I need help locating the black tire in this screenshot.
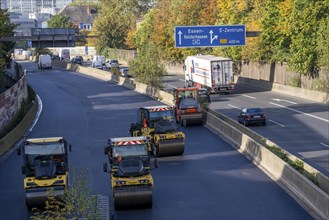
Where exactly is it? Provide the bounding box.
[263,121,267,126]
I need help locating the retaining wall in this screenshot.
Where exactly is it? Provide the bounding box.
[52,61,329,219]
[0,70,27,130]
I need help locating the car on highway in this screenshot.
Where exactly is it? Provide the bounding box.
[105,59,119,69]
[71,56,83,65]
[237,107,266,126]
[119,67,131,77]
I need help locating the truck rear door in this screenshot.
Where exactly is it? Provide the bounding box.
[211,60,232,86]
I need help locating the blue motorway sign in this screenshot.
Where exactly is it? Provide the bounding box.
[175,25,246,48]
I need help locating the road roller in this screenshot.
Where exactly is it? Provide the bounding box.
[17,137,72,211]
[103,136,157,210]
[128,105,185,157]
[173,87,204,127]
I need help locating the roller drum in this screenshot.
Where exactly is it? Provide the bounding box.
[113,187,152,209]
[181,113,203,126]
[26,186,65,210]
[157,138,185,156]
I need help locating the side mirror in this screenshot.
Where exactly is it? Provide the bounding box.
[69,144,72,152]
[104,146,108,155]
[103,162,108,173]
[16,147,21,155]
[21,166,26,174]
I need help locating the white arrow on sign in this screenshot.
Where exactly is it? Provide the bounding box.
[271,98,297,104]
[209,30,218,44]
[178,31,182,45]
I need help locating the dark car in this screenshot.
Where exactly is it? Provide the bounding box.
[197,88,211,104]
[237,107,266,126]
[71,57,83,65]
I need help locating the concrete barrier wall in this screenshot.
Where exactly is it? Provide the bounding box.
[53,61,329,219]
[204,108,329,219]
[237,76,329,103]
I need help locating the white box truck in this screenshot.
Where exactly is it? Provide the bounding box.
[184,55,234,94]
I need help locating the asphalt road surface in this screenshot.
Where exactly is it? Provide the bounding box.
[162,73,329,176]
[0,62,313,219]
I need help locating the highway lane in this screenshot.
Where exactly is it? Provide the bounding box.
[162,73,329,175]
[0,62,312,219]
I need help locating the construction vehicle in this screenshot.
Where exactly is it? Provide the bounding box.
[173,87,204,127]
[184,55,234,94]
[17,137,71,210]
[128,105,185,157]
[103,136,156,210]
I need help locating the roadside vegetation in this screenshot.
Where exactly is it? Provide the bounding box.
[0,9,16,89]
[31,169,101,220]
[89,0,328,90]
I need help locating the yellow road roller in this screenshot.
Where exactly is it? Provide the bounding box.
[128,105,185,156]
[17,137,71,211]
[103,136,157,210]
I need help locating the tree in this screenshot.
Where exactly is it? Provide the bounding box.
[91,0,153,54]
[31,169,101,220]
[47,14,76,29]
[0,9,16,88]
[287,0,329,76]
[129,43,166,88]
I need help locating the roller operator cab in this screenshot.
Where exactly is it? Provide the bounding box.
[128,105,185,157]
[103,136,157,210]
[173,87,204,127]
[17,137,71,211]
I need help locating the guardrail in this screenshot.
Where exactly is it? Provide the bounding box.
[53,61,329,219]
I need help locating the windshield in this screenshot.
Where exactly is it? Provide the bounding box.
[246,108,262,113]
[25,143,65,155]
[112,144,148,157]
[150,110,173,121]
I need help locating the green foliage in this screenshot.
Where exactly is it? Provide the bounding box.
[31,169,100,220]
[290,159,304,173]
[0,9,16,88]
[129,43,165,88]
[47,14,76,28]
[92,0,153,53]
[288,75,301,87]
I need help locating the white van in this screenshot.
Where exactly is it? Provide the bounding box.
[92,55,106,69]
[38,54,52,69]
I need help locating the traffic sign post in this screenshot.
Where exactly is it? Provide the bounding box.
[175,25,246,48]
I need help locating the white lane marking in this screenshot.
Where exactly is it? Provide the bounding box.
[164,76,172,78]
[167,85,176,88]
[320,143,329,148]
[269,119,285,127]
[179,79,185,82]
[29,95,43,132]
[228,104,241,110]
[242,94,256,99]
[269,102,329,123]
[271,98,297,105]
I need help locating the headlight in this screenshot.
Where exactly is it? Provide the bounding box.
[139,179,149,184]
[115,180,126,185]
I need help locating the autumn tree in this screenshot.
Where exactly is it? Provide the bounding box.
[91,0,153,54]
